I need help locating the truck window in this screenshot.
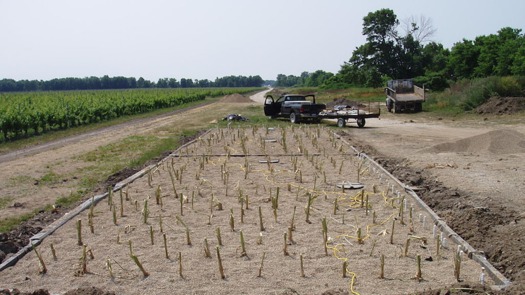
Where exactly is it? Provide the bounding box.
[285,96,305,101]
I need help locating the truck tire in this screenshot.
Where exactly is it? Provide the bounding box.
[290,112,300,124]
[337,118,346,128]
[414,103,422,112]
[357,118,366,128]
[392,103,399,113]
[386,99,393,112]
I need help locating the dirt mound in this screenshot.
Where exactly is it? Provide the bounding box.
[326,98,366,109]
[220,93,253,103]
[476,97,525,114]
[0,212,62,265]
[427,129,525,154]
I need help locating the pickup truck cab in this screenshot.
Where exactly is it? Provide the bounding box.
[264,94,326,123]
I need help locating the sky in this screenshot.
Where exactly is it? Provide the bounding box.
[1,0,524,82]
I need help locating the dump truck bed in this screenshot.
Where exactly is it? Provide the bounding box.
[394,93,425,102]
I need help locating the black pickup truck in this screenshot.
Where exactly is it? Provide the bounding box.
[264,94,326,123]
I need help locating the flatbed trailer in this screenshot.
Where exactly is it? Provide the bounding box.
[318,101,381,128]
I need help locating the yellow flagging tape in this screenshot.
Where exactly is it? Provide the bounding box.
[327,240,360,295]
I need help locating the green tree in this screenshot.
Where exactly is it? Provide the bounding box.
[475,34,500,77]
[421,42,449,74]
[361,8,400,78]
[304,70,334,87]
[511,45,525,75]
[494,27,524,76]
[447,39,479,80]
[137,77,145,88]
[157,78,168,88]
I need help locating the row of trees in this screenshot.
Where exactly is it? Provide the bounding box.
[0,75,264,92]
[335,9,525,89]
[277,9,525,91]
[275,71,334,87]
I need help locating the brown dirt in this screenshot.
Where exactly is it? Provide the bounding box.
[0,287,115,295]
[0,126,493,294]
[475,97,525,115]
[337,113,525,294]
[220,93,253,103]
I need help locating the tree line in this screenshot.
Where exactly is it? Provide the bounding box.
[275,9,525,91]
[275,71,334,87]
[0,75,264,92]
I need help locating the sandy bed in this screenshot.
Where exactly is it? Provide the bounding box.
[0,126,491,294]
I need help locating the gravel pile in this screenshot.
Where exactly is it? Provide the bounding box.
[427,129,525,154]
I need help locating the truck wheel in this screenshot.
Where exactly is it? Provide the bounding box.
[357,118,366,128]
[414,103,422,112]
[290,112,300,124]
[392,103,399,113]
[337,118,346,128]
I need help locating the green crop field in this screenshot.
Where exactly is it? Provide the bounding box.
[0,88,262,142]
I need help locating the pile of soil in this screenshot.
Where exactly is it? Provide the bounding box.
[220,94,253,103]
[0,213,60,264]
[325,98,366,110]
[475,97,525,114]
[426,129,525,154]
[339,130,525,294]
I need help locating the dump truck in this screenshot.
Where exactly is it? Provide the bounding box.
[385,79,425,113]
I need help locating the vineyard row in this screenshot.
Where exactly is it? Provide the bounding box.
[0,88,261,142]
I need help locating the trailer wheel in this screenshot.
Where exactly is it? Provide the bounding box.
[356,118,366,128]
[290,112,300,124]
[337,118,346,128]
